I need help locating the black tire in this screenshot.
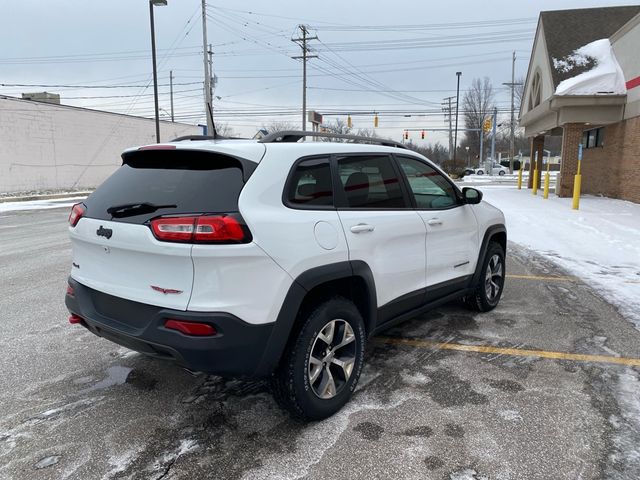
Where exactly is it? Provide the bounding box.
[466,242,505,312]
[498,170,506,176]
[270,297,366,421]
[477,170,484,175]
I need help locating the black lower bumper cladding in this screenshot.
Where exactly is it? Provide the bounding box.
[65,277,274,377]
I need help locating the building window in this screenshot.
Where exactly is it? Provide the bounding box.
[528,71,542,111]
[582,127,604,149]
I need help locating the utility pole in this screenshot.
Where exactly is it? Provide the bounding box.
[149,0,161,143]
[292,25,318,132]
[490,107,497,165]
[442,96,455,161]
[201,0,214,136]
[208,44,215,102]
[503,52,523,173]
[169,70,174,122]
[453,71,462,167]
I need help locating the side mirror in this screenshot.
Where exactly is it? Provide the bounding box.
[462,187,483,204]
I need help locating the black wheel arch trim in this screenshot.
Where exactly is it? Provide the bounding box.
[471,224,507,287]
[255,260,377,376]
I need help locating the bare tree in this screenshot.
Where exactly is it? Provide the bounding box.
[215,122,235,137]
[355,128,378,138]
[261,120,299,133]
[462,77,495,160]
[321,119,352,141]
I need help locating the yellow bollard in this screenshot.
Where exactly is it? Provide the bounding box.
[543,161,551,199]
[517,164,523,189]
[572,174,581,209]
[532,168,539,195]
[572,143,583,210]
[543,172,550,199]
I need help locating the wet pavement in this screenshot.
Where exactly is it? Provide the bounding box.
[1,208,640,479]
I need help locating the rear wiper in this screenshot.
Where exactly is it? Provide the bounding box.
[107,202,177,218]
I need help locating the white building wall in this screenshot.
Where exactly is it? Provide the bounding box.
[522,22,555,116]
[612,14,640,118]
[0,96,201,193]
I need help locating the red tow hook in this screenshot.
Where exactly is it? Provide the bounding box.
[69,314,83,325]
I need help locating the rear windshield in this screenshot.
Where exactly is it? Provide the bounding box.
[85,150,248,224]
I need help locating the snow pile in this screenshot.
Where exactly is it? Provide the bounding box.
[554,39,626,95]
[0,196,86,213]
[480,187,640,329]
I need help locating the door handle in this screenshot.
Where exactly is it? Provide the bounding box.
[427,218,443,226]
[350,223,375,234]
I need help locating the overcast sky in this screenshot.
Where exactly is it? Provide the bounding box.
[2,0,638,143]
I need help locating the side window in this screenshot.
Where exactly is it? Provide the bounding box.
[336,155,407,209]
[397,157,459,209]
[286,157,334,207]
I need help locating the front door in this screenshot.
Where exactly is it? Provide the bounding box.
[395,156,478,294]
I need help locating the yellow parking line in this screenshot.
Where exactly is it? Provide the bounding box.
[377,337,640,367]
[506,274,575,282]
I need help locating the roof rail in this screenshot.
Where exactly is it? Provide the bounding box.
[170,135,251,142]
[171,135,218,142]
[258,130,407,149]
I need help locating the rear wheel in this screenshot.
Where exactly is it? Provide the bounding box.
[476,170,484,175]
[498,170,506,176]
[270,297,366,420]
[466,242,505,312]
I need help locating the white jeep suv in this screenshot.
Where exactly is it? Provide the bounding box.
[65,131,506,420]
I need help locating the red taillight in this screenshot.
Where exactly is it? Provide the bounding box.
[164,319,217,336]
[69,203,85,227]
[66,285,75,297]
[150,215,248,244]
[69,314,83,324]
[150,216,197,242]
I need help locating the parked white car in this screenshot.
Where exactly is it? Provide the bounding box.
[65,130,506,420]
[475,163,508,176]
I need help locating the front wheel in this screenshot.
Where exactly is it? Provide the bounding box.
[476,170,484,175]
[466,242,505,312]
[270,297,366,421]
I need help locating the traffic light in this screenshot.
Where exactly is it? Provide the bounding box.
[404,130,409,140]
[347,115,352,129]
[374,114,379,128]
[421,130,425,139]
[483,118,492,132]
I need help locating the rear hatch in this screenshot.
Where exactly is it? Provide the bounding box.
[69,147,254,311]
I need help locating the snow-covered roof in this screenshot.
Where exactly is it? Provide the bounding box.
[554,39,626,96]
[540,6,640,88]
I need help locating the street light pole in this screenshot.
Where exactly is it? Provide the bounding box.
[149,0,166,143]
[453,71,462,168]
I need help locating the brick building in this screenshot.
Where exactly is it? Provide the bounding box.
[519,6,640,203]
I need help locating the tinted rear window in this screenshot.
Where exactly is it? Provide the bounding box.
[85,150,247,224]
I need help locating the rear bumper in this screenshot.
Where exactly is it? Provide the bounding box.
[65,277,274,377]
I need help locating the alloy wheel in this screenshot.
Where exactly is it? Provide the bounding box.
[485,254,503,302]
[308,319,357,399]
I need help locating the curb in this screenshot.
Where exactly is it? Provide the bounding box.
[0,191,92,204]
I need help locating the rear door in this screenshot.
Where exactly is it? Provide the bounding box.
[334,154,427,317]
[69,148,249,310]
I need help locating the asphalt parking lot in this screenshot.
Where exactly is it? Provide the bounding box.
[1,207,640,480]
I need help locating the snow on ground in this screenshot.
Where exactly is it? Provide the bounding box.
[0,196,86,213]
[481,186,640,329]
[554,38,626,95]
